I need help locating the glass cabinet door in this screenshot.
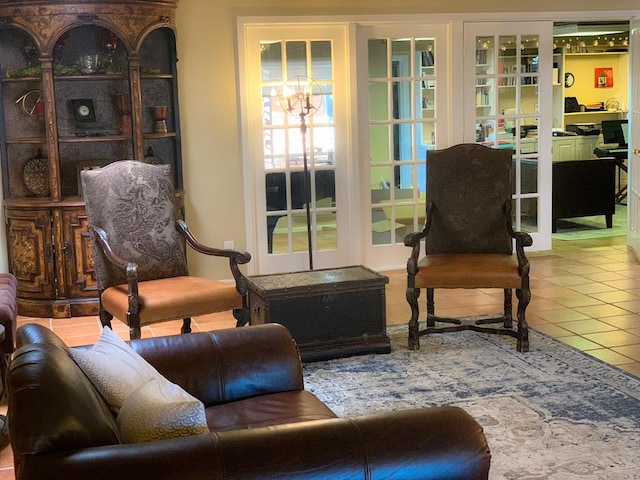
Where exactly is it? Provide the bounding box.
[0,27,45,199]
[53,25,133,197]
[140,27,182,189]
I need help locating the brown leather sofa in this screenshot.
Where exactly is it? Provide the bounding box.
[8,323,491,480]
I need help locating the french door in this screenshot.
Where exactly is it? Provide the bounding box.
[628,19,640,257]
[463,22,554,251]
[357,24,450,270]
[240,25,350,274]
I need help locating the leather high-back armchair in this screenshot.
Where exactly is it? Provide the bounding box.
[405,143,533,352]
[81,160,251,339]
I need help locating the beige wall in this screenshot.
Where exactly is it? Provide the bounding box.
[176,0,638,278]
[564,53,629,109]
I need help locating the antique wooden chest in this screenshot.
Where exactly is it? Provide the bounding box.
[247,265,391,361]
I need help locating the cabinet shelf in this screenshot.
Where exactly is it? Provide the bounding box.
[565,52,627,57]
[5,137,45,144]
[143,132,177,139]
[564,110,625,116]
[1,77,41,84]
[142,74,174,79]
[58,134,132,143]
[54,74,128,81]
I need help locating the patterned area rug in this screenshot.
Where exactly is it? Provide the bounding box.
[303,326,640,480]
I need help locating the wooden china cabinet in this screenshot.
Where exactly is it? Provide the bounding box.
[0,0,182,317]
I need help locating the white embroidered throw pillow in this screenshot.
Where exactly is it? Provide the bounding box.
[117,377,209,443]
[69,326,162,412]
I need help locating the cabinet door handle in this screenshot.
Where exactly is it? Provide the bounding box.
[45,244,53,260]
[634,149,640,156]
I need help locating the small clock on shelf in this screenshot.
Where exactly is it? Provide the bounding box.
[564,72,575,88]
[71,98,97,123]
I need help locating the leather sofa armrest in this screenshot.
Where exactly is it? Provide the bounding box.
[129,323,305,405]
[16,407,490,480]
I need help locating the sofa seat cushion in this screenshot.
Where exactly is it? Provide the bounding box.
[206,390,337,432]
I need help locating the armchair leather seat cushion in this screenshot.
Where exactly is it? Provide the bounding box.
[205,390,337,432]
[101,276,242,326]
[416,254,522,289]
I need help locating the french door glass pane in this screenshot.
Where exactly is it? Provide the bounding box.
[260,40,337,254]
[368,35,436,246]
[474,33,540,233]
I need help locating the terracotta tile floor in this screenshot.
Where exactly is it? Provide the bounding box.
[1,234,640,478]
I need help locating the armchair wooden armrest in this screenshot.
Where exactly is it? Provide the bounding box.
[504,202,533,275]
[176,219,252,298]
[91,225,142,325]
[91,225,136,273]
[404,201,433,278]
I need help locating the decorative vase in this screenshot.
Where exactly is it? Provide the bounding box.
[79,54,99,74]
[113,94,132,135]
[151,106,168,134]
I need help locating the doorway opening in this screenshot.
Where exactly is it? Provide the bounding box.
[550,21,630,243]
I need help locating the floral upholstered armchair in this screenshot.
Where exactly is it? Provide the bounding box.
[81,160,251,339]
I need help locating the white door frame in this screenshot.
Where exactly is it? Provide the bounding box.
[356,23,451,271]
[238,23,353,274]
[627,18,640,258]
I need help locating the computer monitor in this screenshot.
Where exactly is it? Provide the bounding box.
[601,119,629,146]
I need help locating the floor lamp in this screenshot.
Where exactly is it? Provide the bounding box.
[279,76,322,271]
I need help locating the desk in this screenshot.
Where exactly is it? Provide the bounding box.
[594,147,628,203]
[552,158,616,232]
[247,266,391,362]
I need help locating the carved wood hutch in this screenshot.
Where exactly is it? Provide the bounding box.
[0,0,182,317]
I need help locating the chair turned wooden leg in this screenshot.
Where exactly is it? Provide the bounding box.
[181,318,192,334]
[407,286,421,350]
[503,289,513,329]
[128,326,141,340]
[99,309,113,329]
[234,307,249,327]
[426,288,435,327]
[516,287,531,352]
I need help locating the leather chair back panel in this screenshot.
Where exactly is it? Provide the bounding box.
[129,323,305,405]
[81,161,188,289]
[426,144,513,255]
[15,322,70,351]
[8,343,120,455]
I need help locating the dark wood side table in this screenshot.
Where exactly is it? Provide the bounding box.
[247,265,391,362]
